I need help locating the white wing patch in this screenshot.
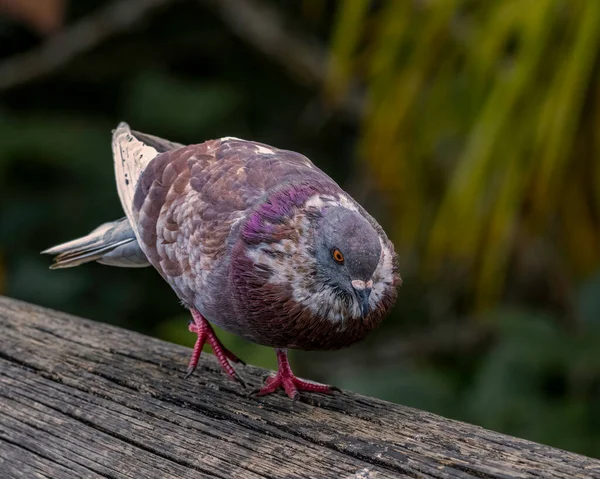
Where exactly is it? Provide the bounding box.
[112,122,161,238]
[219,136,275,155]
[255,144,275,154]
[220,136,244,141]
[304,193,360,212]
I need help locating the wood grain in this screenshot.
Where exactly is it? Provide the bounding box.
[0,296,598,479]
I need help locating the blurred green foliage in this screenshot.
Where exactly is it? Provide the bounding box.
[0,0,599,459]
[329,0,600,308]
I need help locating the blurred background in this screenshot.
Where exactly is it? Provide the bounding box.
[1,0,599,458]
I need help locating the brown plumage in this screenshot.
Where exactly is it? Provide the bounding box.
[44,123,401,399]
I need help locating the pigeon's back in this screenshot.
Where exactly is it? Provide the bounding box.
[113,123,339,314]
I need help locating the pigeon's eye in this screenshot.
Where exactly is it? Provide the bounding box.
[332,248,344,264]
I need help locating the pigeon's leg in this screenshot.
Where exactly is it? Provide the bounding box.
[185,309,245,386]
[254,349,341,399]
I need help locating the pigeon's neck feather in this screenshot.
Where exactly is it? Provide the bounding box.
[242,182,340,245]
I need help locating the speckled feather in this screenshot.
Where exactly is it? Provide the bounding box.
[125,132,400,350]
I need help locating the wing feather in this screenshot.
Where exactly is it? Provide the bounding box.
[112,122,180,239]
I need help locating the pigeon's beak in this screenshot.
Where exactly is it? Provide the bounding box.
[352,279,373,319]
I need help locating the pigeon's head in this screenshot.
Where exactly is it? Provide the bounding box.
[233,186,400,350]
[312,206,382,319]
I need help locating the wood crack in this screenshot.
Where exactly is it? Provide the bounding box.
[10,392,231,479]
[0,433,112,479]
[1,296,599,479]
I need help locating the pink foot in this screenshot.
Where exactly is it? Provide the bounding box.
[254,349,341,400]
[185,309,245,386]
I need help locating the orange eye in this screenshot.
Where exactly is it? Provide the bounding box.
[332,248,344,264]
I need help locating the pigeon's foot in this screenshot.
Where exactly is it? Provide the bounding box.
[185,309,245,387]
[253,349,341,400]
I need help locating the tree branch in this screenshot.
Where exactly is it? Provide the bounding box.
[0,0,362,117]
[202,0,326,86]
[202,0,363,119]
[0,0,173,90]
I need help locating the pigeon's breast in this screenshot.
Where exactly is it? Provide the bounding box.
[226,182,401,350]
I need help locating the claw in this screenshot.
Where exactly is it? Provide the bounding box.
[185,309,245,385]
[224,348,246,365]
[247,388,261,398]
[231,371,247,389]
[253,349,341,399]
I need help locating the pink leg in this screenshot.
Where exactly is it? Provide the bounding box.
[254,349,341,400]
[186,309,245,386]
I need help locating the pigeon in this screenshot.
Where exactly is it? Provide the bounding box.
[43,123,401,399]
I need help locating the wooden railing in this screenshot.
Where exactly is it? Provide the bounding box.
[1,296,598,479]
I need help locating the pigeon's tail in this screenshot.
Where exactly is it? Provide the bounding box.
[42,217,150,269]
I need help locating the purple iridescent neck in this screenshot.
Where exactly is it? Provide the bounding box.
[242,181,338,245]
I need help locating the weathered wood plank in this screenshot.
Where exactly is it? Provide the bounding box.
[0,296,598,479]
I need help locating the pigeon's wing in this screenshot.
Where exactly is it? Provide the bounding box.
[112,122,183,239]
[129,137,328,308]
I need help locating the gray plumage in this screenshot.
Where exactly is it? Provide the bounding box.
[44,123,400,395]
[42,217,148,268]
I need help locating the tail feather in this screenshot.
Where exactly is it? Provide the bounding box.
[45,123,183,270]
[45,239,133,269]
[42,218,150,269]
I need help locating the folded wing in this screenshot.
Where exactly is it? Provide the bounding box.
[112,122,184,239]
